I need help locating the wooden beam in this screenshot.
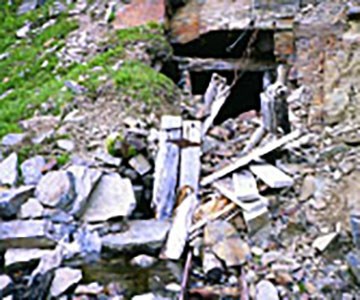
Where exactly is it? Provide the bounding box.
[174,56,277,72]
[249,163,294,188]
[200,129,301,186]
[152,116,182,220]
[179,121,202,193]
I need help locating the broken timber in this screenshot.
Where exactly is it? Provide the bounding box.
[233,170,259,201]
[249,163,294,188]
[179,121,202,193]
[202,74,230,136]
[161,191,199,260]
[152,116,182,220]
[174,57,277,72]
[200,129,301,186]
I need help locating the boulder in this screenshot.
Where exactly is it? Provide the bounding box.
[102,219,170,253]
[0,153,18,186]
[50,267,82,297]
[20,155,46,185]
[130,254,157,268]
[35,171,75,209]
[82,173,136,222]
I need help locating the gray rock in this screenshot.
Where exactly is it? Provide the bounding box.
[20,198,44,219]
[94,150,122,167]
[0,153,18,186]
[4,248,52,268]
[75,282,103,295]
[35,171,75,209]
[132,293,170,300]
[346,250,360,284]
[17,0,37,15]
[66,165,102,217]
[30,245,63,281]
[57,139,75,152]
[256,280,279,300]
[1,133,27,147]
[0,185,35,219]
[0,220,57,249]
[102,219,170,253]
[82,173,136,223]
[64,80,88,95]
[130,254,157,268]
[21,155,46,185]
[16,23,31,38]
[60,226,101,262]
[128,154,152,176]
[0,274,12,294]
[50,267,82,297]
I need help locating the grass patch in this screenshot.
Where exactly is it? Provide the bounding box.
[0,9,176,139]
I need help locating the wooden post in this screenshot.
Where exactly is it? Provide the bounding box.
[179,121,202,193]
[152,116,182,220]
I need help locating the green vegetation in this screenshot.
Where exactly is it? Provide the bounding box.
[0,2,176,139]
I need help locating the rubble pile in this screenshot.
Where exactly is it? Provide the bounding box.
[1,0,360,299]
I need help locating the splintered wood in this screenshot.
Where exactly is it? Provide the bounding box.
[152,116,182,220]
[179,121,201,193]
[201,129,301,186]
[161,191,199,260]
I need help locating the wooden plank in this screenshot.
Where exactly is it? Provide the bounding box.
[204,73,226,108]
[200,129,301,186]
[179,121,202,193]
[233,170,259,202]
[174,57,276,72]
[152,116,182,220]
[202,83,230,136]
[161,192,199,260]
[213,178,268,212]
[249,163,294,188]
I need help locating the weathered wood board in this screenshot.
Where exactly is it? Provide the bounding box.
[200,129,301,186]
[233,170,260,202]
[179,121,202,193]
[152,116,182,220]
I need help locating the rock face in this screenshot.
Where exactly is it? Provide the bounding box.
[82,173,136,222]
[21,155,46,185]
[50,267,82,297]
[35,171,75,209]
[102,219,171,253]
[0,220,56,249]
[0,153,18,186]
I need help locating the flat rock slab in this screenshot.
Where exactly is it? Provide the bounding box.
[21,155,46,185]
[17,0,38,15]
[50,267,82,297]
[82,173,136,222]
[0,220,56,249]
[5,248,53,268]
[35,171,75,209]
[0,153,18,186]
[0,185,35,219]
[102,219,171,253]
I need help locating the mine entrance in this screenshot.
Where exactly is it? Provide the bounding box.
[190,70,265,124]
